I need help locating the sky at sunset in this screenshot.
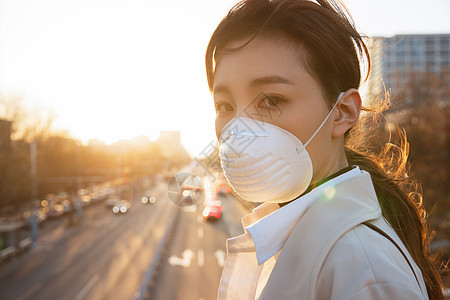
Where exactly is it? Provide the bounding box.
[1,0,449,156]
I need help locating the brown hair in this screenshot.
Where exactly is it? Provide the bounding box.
[205,0,444,298]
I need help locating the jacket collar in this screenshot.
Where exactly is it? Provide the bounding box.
[244,166,362,265]
[261,170,382,299]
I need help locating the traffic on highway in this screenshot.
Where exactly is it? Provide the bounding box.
[0,165,249,300]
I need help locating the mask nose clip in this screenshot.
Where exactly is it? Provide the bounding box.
[220,127,236,144]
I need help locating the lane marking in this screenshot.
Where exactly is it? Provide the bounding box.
[75,273,100,300]
[198,249,204,268]
[183,206,197,212]
[197,214,203,224]
[214,249,226,267]
[17,282,42,300]
[168,249,195,267]
[197,227,204,239]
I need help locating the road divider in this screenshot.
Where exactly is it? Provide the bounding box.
[134,207,180,300]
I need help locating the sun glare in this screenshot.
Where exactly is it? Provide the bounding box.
[0,0,229,155]
[1,0,449,156]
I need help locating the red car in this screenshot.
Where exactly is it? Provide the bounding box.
[202,205,222,220]
[216,181,232,195]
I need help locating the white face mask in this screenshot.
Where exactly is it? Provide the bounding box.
[219,92,344,203]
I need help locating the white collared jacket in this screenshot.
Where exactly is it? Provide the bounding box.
[218,169,428,300]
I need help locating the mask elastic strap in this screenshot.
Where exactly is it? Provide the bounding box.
[304,92,345,148]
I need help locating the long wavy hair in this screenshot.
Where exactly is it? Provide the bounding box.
[205,0,444,298]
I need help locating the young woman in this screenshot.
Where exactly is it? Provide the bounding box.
[205,0,444,299]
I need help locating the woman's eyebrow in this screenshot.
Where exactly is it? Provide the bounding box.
[250,75,295,87]
[213,84,229,95]
[213,75,295,94]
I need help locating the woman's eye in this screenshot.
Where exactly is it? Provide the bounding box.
[259,95,284,108]
[214,102,233,114]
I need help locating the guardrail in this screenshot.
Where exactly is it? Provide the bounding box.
[134,207,180,300]
[0,237,33,262]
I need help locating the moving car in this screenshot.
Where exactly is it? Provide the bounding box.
[202,205,222,221]
[141,195,156,204]
[215,179,232,195]
[112,200,131,214]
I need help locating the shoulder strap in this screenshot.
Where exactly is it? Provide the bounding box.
[362,221,422,292]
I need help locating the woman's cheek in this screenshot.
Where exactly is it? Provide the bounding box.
[215,118,227,140]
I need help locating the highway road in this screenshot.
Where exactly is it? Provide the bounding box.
[3,176,445,299]
[0,181,175,300]
[0,179,249,300]
[151,192,247,300]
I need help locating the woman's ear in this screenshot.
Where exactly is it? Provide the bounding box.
[332,88,361,138]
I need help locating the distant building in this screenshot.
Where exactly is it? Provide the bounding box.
[157,130,190,162]
[158,130,181,153]
[0,119,12,153]
[367,34,450,107]
[87,139,107,148]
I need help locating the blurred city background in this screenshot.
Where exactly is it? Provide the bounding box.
[0,0,449,299]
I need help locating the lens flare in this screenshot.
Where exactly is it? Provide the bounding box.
[322,186,336,202]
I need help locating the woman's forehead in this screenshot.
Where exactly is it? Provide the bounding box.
[213,35,311,89]
[216,32,306,61]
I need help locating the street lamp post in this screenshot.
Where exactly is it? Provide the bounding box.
[30,140,38,249]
